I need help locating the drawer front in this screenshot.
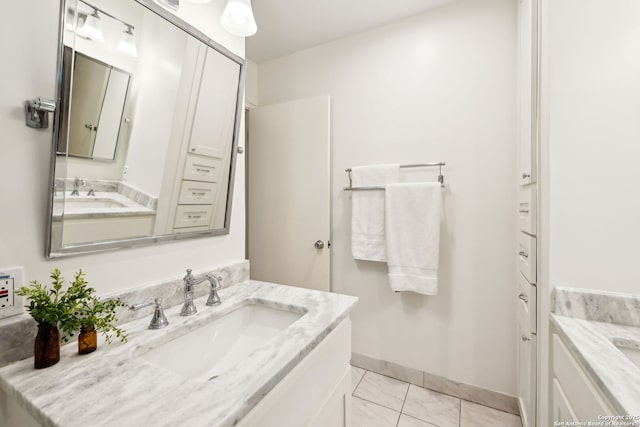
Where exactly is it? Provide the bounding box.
[518,186,537,235]
[178,180,218,205]
[517,272,537,334]
[183,155,222,183]
[173,205,213,229]
[552,334,613,421]
[518,232,537,284]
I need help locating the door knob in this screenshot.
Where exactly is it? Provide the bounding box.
[314,240,325,249]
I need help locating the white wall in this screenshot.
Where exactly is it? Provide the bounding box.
[258,0,517,395]
[245,58,259,108]
[0,0,245,296]
[548,0,640,296]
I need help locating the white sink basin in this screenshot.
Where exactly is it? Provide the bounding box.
[615,343,640,369]
[65,198,127,210]
[140,304,302,381]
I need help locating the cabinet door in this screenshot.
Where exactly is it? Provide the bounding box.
[517,0,538,185]
[517,322,536,427]
[187,46,241,159]
[552,378,578,423]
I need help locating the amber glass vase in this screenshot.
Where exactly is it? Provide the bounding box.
[78,325,98,355]
[34,322,60,369]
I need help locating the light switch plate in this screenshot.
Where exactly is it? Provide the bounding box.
[0,267,25,319]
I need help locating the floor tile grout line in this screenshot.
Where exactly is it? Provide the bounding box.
[395,382,411,427]
[401,413,439,427]
[352,395,403,415]
[353,366,418,387]
[352,369,410,412]
[351,367,367,395]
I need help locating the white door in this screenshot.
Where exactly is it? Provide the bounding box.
[247,95,330,291]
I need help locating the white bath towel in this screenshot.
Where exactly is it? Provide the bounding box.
[385,182,442,295]
[351,164,400,262]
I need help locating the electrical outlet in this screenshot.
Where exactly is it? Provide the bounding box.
[0,266,25,319]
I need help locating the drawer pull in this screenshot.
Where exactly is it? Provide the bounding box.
[187,215,203,220]
[519,209,529,214]
[521,335,531,342]
[192,192,207,197]
[522,173,531,179]
[518,293,528,303]
[196,168,211,173]
[518,250,528,258]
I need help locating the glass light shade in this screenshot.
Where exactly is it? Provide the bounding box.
[117,30,138,57]
[220,0,257,37]
[82,11,104,43]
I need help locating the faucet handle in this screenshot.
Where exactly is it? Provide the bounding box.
[206,276,223,307]
[130,298,168,329]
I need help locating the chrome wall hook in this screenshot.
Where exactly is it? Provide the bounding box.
[25,98,56,129]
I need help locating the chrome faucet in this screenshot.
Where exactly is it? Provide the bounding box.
[71,177,83,196]
[130,298,169,329]
[181,269,223,316]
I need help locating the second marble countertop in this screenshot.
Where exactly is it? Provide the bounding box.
[551,313,640,419]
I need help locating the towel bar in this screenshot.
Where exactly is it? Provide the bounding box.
[344,162,445,191]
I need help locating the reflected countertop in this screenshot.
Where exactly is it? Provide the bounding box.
[53,191,156,219]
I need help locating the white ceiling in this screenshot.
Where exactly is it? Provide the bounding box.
[246,0,458,63]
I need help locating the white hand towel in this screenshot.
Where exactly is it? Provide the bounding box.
[351,164,399,262]
[385,182,442,295]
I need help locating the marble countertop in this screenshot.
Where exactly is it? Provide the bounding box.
[551,290,640,419]
[0,281,357,427]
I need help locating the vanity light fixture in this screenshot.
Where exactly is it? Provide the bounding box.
[153,0,180,11]
[117,25,138,58]
[81,8,105,43]
[220,0,257,37]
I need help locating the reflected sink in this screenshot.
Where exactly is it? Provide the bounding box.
[65,198,127,210]
[615,344,640,369]
[140,304,302,381]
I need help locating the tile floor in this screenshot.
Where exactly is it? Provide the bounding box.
[351,367,522,427]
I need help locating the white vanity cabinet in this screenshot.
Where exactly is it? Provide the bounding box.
[550,333,615,424]
[238,319,352,427]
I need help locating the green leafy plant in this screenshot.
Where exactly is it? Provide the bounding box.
[16,269,127,344]
[73,296,128,344]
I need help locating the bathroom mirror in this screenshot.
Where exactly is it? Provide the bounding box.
[47,0,245,258]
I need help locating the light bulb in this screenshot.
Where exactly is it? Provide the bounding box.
[220,0,257,37]
[117,26,138,57]
[82,9,104,43]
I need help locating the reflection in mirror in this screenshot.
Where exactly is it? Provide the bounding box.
[48,0,244,257]
[58,48,131,160]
